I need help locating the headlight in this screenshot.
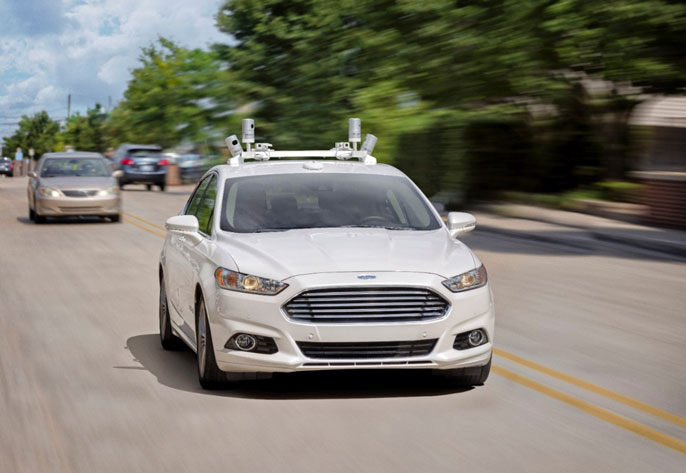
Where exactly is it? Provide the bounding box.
[96,187,118,196]
[442,265,488,293]
[214,267,288,295]
[38,187,61,198]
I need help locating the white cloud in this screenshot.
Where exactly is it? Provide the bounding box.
[0,0,230,139]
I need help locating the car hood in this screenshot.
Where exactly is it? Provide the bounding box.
[216,228,477,281]
[40,176,116,189]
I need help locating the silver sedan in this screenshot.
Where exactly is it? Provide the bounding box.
[27,152,123,223]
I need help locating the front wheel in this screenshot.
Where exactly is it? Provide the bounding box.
[146,184,152,191]
[158,183,166,192]
[29,206,35,221]
[159,274,183,350]
[440,357,491,387]
[196,295,225,389]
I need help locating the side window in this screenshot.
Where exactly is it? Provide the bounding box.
[196,175,217,235]
[185,177,211,216]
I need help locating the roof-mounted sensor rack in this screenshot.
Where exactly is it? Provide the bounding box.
[225,118,377,166]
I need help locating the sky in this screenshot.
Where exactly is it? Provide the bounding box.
[0,0,228,141]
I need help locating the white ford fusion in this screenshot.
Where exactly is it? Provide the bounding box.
[159,119,494,389]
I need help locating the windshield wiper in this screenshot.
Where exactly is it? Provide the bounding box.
[341,225,417,231]
[255,227,293,233]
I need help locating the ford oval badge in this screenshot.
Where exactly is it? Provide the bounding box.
[357,275,376,280]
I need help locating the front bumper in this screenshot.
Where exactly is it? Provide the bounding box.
[35,194,121,216]
[207,271,494,373]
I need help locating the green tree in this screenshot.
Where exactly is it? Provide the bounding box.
[59,105,107,152]
[105,38,223,148]
[2,111,60,159]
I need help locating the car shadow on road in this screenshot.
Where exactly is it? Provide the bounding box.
[124,334,472,400]
[15,216,116,225]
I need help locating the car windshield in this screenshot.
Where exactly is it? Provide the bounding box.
[220,173,442,233]
[41,158,110,178]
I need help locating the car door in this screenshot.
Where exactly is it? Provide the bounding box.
[176,174,218,332]
[164,176,211,332]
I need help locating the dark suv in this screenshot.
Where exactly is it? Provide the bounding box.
[0,157,13,177]
[113,144,168,191]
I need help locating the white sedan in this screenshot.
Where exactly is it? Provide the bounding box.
[159,156,494,389]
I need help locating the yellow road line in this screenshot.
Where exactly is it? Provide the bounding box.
[494,348,686,428]
[123,216,166,239]
[493,365,686,454]
[124,212,166,231]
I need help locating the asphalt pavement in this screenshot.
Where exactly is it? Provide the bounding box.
[0,176,684,473]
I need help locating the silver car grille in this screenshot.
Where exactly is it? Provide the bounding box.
[62,189,99,197]
[283,287,450,323]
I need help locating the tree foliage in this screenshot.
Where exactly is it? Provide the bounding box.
[59,105,107,152]
[2,111,60,158]
[104,38,224,148]
[3,1,685,195]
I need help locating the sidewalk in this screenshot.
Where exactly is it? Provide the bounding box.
[470,203,686,258]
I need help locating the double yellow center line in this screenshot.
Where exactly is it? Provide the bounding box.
[124,210,685,453]
[123,212,166,238]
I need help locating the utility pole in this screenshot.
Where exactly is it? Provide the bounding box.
[67,93,71,118]
[108,96,112,112]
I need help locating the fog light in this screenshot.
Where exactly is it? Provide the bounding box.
[453,329,489,350]
[468,330,486,347]
[234,333,257,351]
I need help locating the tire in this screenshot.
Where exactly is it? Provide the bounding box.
[146,184,152,191]
[196,295,225,389]
[159,274,183,350]
[158,183,166,192]
[118,182,124,189]
[109,214,121,223]
[29,206,35,221]
[35,212,46,224]
[440,357,491,387]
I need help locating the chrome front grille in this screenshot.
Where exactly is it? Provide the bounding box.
[284,287,450,323]
[297,339,438,359]
[62,189,99,197]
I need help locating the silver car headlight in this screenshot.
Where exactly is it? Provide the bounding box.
[214,267,288,295]
[38,187,62,198]
[442,265,488,293]
[96,187,118,196]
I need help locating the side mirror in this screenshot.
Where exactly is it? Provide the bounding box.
[112,170,124,178]
[165,215,203,245]
[447,212,476,237]
[28,171,37,178]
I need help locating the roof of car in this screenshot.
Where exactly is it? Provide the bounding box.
[41,152,105,159]
[213,160,406,179]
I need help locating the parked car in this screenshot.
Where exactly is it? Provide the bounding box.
[0,157,13,177]
[113,144,168,191]
[158,124,494,390]
[27,152,122,223]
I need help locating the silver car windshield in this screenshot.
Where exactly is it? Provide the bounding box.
[220,173,441,233]
[41,158,110,178]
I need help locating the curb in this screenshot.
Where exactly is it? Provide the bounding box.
[476,224,593,251]
[475,221,686,259]
[589,230,686,259]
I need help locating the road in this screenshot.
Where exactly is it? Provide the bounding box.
[1,176,684,473]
